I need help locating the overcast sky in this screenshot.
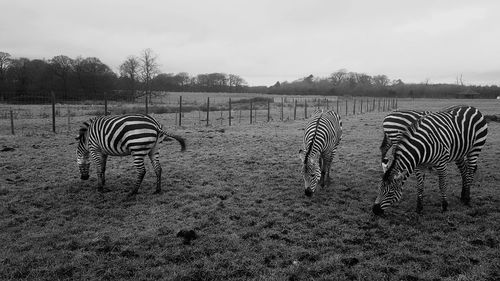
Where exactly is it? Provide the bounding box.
[2,0,500,86]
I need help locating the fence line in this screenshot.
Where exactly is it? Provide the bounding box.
[1,95,398,135]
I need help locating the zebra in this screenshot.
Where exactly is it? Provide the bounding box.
[299,109,342,197]
[76,114,186,197]
[373,105,488,215]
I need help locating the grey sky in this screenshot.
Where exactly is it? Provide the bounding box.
[2,0,499,86]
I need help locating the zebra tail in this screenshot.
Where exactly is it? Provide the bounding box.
[160,130,186,152]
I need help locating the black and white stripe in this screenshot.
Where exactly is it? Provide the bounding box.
[373,105,488,215]
[76,114,186,196]
[299,109,342,196]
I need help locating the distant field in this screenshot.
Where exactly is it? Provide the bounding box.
[0,99,499,280]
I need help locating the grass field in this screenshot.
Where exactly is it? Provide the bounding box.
[0,99,499,280]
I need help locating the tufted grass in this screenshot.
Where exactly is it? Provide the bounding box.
[0,101,499,280]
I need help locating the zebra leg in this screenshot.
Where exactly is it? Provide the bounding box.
[100,154,108,187]
[148,149,162,194]
[456,157,470,205]
[436,165,448,212]
[323,152,334,188]
[128,152,147,197]
[319,157,326,188]
[415,169,425,214]
[462,156,479,206]
[90,148,106,192]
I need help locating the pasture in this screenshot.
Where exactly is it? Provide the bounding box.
[0,98,499,280]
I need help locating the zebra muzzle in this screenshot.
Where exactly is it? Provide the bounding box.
[372,204,384,216]
[304,188,313,197]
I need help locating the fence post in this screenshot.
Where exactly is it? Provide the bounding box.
[104,93,108,116]
[179,96,182,126]
[326,99,329,110]
[10,108,14,135]
[353,99,356,115]
[360,99,363,114]
[303,99,306,119]
[336,99,339,113]
[250,101,253,124]
[373,99,375,112]
[51,91,56,133]
[281,97,284,121]
[229,98,232,126]
[345,100,348,116]
[293,99,297,120]
[145,95,149,115]
[206,97,210,126]
[267,99,270,122]
[67,105,70,134]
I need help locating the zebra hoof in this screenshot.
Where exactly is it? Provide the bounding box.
[441,201,448,212]
[460,197,471,206]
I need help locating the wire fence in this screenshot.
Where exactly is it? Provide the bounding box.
[0,92,398,135]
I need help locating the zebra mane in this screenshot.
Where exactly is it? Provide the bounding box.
[303,112,323,165]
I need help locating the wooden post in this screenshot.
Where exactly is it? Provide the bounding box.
[345,100,348,116]
[360,99,363,114]
[179,96,182,126]
[10,108,14,135]
[293,99,297,120]
[336,99,339,113]
[104,93,108,116]
[206,97,210,126]
[281,97,284,121]
[373,99,375,112]
[353,99,356,115]
[145,95,149,115]
[51,91,56,133]
[326,99,329,110]
[67,105,70,133]
[229,98,232,126]
[267,99,270,122]
[250,101,253,124]
[304,99,308,119]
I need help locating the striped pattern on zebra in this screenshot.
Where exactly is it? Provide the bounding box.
[373,105,488,215]
[299,109,342,197]
[76,114,186,197]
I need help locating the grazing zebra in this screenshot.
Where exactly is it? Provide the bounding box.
[373,105,487,215]
[76,114,186,197]
[299,109,342,196]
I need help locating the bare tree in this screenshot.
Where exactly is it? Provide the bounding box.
[329,69,347,86]
[50,55,74,99]
[373,75,390,87]
[119,55,140,96]
[0,52,12,99]
[139,49,160,102]
[228,74,247,91]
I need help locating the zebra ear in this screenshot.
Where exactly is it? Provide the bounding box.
[394,170,409,181]
[298,149,304,162]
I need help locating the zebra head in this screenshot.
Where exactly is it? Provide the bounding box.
[373,168,409,215]
[298,149,321,197]
[381,144,397,173]
[76,122,90,180]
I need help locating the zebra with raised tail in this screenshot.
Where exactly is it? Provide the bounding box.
[76,114,186,197]
[373,105,488,215]
[299,109,342,197]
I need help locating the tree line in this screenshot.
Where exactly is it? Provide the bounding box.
[1,50,499,102]
[0,49,249,102]
[266,69,500,99]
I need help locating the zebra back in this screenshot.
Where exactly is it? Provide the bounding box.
[303,110,342,165]
[384,106,487,181]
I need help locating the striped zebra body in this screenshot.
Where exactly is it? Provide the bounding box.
[299,110,342,196]
[76,114,186,196]
[373,106,488,215]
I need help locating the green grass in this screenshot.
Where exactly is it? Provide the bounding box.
[0,101,499,280]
